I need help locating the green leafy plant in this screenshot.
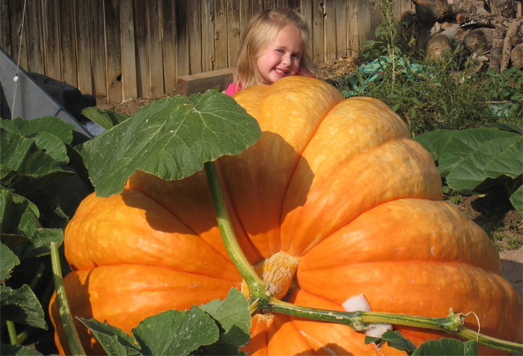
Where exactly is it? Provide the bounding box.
[0,116,91,355]
[414,122,523,211]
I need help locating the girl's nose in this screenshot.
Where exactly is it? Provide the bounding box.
[281,54,291,65]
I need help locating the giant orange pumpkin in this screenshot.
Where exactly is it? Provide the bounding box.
[50,77,522,355]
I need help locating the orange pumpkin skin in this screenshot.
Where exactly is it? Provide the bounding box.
[50,77,522,355]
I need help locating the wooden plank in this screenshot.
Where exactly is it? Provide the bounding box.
[277,0,289,8]
[89,0,107,105]
[239,0,251,43]
[120,0,137,101]
[103,0,122,104]
[202,0,216,72]
[324,0,336,61]
[60,1,77,87]
[134,0,150,98]
[299,0,312,61]
[189,0,202,74]
[176,1,190,76]
[0,0,10,55]
[358,0,371,46]
[370,1,381,41]
[348,0,359,52]
[335,0,348,58]
[162,0,177,92]
[227,0,241,67]
[253,0,263,14]
[264,0,276,9]
[42,0,60,80]
[74,0,92,96]
[311,0,324,64]
[147,1,164,95]
[288,0,300,11]
[176,67,233,95]
[25,0,44,74]
[10,0,28,72]
[214,0,227,69]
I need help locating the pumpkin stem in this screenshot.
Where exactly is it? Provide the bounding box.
[204,161,268,307]
[50,242,86,356]
[267,299,523,354]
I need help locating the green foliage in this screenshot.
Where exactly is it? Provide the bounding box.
[330,0,522,136]
[366,330,478,355]
[83,90,261,198]
[79,288,251,356]
[414,123,523,211]
[0,116,91,353]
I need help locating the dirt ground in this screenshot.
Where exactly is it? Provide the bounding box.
[98,69,522,300]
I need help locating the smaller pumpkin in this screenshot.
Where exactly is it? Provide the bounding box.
[50,76,523,355]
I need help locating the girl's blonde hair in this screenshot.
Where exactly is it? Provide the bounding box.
[232,8,316,89]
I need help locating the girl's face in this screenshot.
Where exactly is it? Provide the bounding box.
[256,25,304,85]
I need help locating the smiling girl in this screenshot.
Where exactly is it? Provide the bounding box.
[225,8,317,96]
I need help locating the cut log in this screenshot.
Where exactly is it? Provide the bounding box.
[489,0,517,17]
[411,0,450,22]
[427,33,455,59]
[501,19,523,71]
[464,29,489,52]
[457,13,515,27]
[489,27,507,72]
[175,68,233,95]
[447,0,490,16]
[511,43,523,69]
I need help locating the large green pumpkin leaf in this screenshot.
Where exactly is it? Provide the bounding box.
[78,319,142,356]
[11,116,74,144]
[0,242,20,280]
[446,136,521,194]
[413,130,458,162]
[0,343,44,356]
[33,131,69,165]
[84,91,261,198]
[0,129,73,195]
[437,128,517,177]
[510,185,523,212]
[483,136,523,179]
[199,288,251,349]
[0,285,47,330]
[412,338,477,355]
[81,107,130,130]
[132,306,219,356]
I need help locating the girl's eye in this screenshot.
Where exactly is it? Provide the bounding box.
[292,54,300,59]
[276,49,284,53]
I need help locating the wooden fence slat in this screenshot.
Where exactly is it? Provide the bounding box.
[202,0,215,72]
[0,0,10,55]
[348,0,359,53]
[147,0,164,95]
[134,0,149,97]
[311,0,324,64]
[25,1,44,74]
[162,0,177,92]
[104,0,122,104]
[176,1,190,76]
[42,0,61,80]
[358,0,371,48]
[60,1,78,87]
[120,0,137,101]
[9,0,28,72]
[227,0,240,67]
[335,0,347,59]
[2,0,392,105]
[74,0,92,95]
[89,0,107,105]
[324,0,336,61]
[214,0,227,69]
[189,0,203,74]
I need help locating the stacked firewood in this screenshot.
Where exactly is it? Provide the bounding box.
[402,0,522,71]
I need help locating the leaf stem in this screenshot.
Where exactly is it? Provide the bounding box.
[50,242,86,356]
[204,161,268,305]
[268,299,523,354]
[6,320,18,345]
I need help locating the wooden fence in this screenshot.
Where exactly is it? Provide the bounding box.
[0,0,413,105]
